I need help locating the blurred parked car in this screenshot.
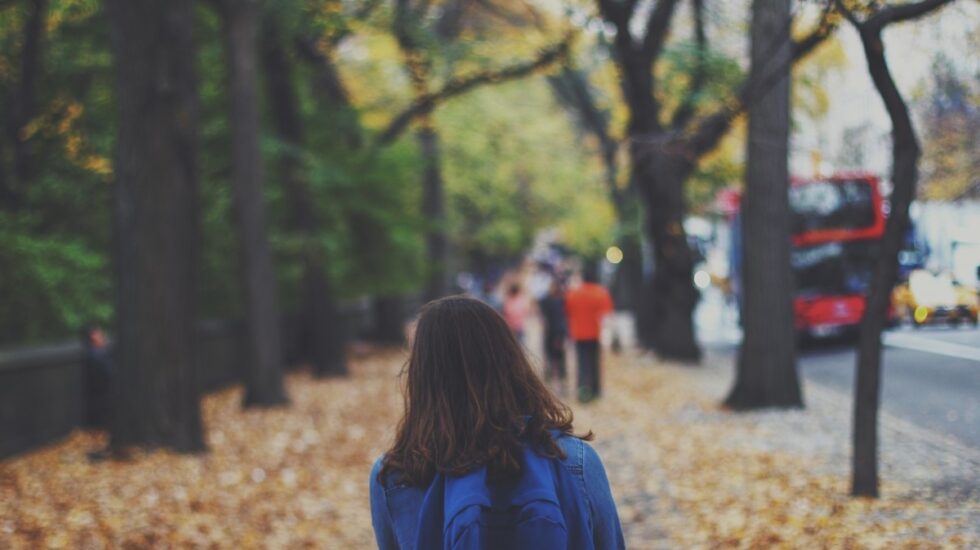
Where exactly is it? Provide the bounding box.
[892,270,978,327]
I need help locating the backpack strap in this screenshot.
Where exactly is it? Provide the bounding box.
[442,463,492,528]
[415,472,447,549]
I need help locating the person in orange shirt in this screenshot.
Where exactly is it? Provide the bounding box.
[565,266,613,402]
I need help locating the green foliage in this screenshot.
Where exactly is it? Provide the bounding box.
[687,146,744,214]
[0,0,114,346]
[0,0,428,346]
[269,46,426,302]
[295,139,426,298]
[195,5,244,320]
[655,40,746,212]
[438,79,614,262]
[0,214,111,345]
[657,40,745,129]
[0,0,616,348]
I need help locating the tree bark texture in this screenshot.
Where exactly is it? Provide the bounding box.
[2,0,47,207]
[372,296,409,343]
[851,25,920,499]
[219,0,288,406]
[599,0,700,360]
[107,0,205,452]
[546,66,644,315]
[261,22,347,376]
[596,0,834,361]
[294,29,408,341]
[394,0,453,302]
[631,143,701,361]
[837,0,954,499]
[725,0,802,410]
[417,118,450,302]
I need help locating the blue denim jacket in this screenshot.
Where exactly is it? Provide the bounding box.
[370,435,625,549]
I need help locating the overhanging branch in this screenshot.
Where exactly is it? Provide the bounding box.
[869,0,956,30]
[376,35,572,145]
[327,0,384,46]
[833,0,955,146]
[640,0,681,61]
[676,6,838,159]
[597,0,639,28]
[295,35,352,108]
[548,64,623,210]
[670,0,707,129]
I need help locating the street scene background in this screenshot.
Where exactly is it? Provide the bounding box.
[0,0,978,547]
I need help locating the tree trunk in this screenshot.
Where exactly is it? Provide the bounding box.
[107,0,205,452]
[851,24,921,499]
[546,66,645,316]
[596,0,836,362]
[632,143,701,361]
[610,189,644,321]
[294,34,363,148]
[3,0,47,206]
[373,296,408,343]
[724,0,802,410]
[417,117,450,302]
[613,229,643,310]
[261,21,347,377]
[220,0,288,407]
[303,258,347,376]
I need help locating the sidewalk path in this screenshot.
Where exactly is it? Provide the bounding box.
[589,350,979,548]
[1,348,977,548]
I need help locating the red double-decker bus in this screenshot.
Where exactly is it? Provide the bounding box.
[788,173,886,338]
[724,173,888,339]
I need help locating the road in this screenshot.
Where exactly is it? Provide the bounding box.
[696,289,980,449]
[799,327,979,448]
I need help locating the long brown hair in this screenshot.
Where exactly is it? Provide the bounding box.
[380,295,590,487]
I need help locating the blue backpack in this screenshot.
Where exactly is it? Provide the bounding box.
[415,444,594,550]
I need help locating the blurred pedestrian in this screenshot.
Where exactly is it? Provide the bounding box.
[538,278,568,396]
[370,296,625,549]
[565,266,613,403]
[80,324,112,429]
[502,282,530,342]
[80,324,113,462]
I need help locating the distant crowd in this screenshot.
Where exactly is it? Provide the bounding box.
[472,265,614,403]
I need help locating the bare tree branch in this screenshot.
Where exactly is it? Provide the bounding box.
[670,0,707,128]
[640,0,682,61]
[548,64,623,210]
[393,0,417,48]
[434,0,469,40]
[832,0,862,27]
[868,0,956,29]
[829,0,955,148]
[596,0,637,28]
[377,35,572,145]
[833,0,955,500]
[295,35,352,108]
[672,5,838,159]
[597,0,639,75]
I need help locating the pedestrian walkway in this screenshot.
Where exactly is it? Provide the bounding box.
[1,348,976,548]
[586,351,979,548]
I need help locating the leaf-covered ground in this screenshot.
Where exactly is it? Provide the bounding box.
[1,349,977,548]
